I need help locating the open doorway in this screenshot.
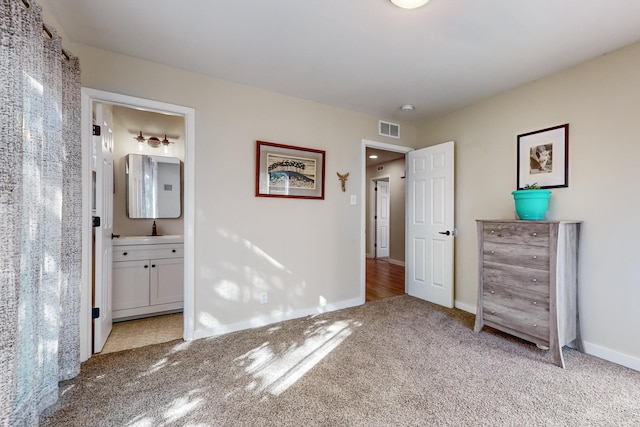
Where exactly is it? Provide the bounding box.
[80,88,195,362]
[364,145,408,302]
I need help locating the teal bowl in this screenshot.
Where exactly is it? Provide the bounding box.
[512,190,551,220]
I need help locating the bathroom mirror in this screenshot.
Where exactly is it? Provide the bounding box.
[126,154,181,219]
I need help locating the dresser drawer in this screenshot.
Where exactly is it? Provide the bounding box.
[483,294,550,342]
[483,241,550,270]
[483,261,549,295]
[483,222,549,247]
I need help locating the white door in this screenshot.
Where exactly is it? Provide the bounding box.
[93,102,114,352]
[406,141,455,308]
[375,179,390,258]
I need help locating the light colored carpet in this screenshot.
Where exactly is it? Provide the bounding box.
[42,296,640,426]
[100,313,183,354]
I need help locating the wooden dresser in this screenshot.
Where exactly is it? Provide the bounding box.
[474,220,581,368]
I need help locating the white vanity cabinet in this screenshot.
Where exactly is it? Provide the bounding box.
[112,237,184,320]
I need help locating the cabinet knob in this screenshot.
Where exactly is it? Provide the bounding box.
[172,249,176,253]
[533,324,537,327]
[533,278,537,282]
[152,264,156,268]
[533,255,537,259]
[144,265,148,268]
[490,250,494,254]
[533,301,537,305]
[491,230,495,234]
[123,252,128,256]
[533,232,537,237]
[490,290,495,294]
[490,310,495,314]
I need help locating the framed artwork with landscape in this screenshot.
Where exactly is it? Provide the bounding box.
[517,124,569,189]
[255,141,326,199]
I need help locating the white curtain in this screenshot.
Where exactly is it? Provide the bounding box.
[0,0,82,425]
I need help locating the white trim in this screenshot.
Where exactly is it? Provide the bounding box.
[454,300,476,314]
[192,297,363,340]
[80,88,196,361]
[582,341,640,372]
[361,140,413,301]
[388,259,405,267]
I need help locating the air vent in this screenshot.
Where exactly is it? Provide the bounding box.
[379,120,400,138]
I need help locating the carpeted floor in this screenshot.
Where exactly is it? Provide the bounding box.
[41,295,640,426]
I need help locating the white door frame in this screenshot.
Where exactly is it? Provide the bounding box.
[361,139,413,302]
[80,88,196,361]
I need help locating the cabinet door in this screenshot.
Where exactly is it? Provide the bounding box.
[113,260,150,311]
[150,258,184,306]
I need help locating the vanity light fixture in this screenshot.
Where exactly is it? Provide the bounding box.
[134,131,174,149]
[369,154,378,159]
[390,0,430,9]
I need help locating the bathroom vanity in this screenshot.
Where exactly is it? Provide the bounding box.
[112,235,184,321]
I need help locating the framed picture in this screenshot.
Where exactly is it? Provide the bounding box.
[517,124,569,189]
[255,141,326,199]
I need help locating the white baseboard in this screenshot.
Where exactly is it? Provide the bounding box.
[192,296,364,341]
[388,259,405,267]
[454,300,476,314]
[582,341,640,372]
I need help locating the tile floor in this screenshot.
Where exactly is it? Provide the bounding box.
[100,313,183,354]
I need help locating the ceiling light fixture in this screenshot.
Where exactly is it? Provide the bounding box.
[400,104,415,112]
[390,0,430,9]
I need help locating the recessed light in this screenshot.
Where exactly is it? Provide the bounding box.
[369,155,379,159]
[400,104,415,112]
[390,0,430,10]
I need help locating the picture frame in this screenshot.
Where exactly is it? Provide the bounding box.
[255,141,326,199]
[517,124,569,189]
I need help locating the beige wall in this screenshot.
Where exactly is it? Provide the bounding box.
[111,106,185,237]
[71,43,416,333]
[417,41,640,364]
[366,158,406,264]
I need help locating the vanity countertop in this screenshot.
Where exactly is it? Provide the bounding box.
[112,235,184,246]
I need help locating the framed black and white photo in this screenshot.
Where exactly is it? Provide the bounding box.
[517,124,569,189]
[256,141,326,199]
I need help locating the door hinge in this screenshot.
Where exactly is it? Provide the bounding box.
[92,307,100,319]
[374,243,377,248]
[92,216,101,227]
[92,124,101,136]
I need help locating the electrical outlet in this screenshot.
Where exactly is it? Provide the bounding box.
[259,292,268,304]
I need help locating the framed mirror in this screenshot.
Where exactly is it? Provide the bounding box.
[126,154,181,219]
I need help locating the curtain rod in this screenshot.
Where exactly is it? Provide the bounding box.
[22,0,72,61]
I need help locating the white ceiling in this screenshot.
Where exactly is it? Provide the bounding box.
[46,0,640,123]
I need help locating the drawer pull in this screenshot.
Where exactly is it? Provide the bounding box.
[144,265,148,268]
[533,278,537,282]
[152,264,156,268]
[123,252,128,256]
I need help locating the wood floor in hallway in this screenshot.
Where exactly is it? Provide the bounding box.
[366,258,405,302]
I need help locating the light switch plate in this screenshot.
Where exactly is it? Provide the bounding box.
[350,195,357,205]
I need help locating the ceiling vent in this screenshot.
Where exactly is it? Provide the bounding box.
[379,120,400,138]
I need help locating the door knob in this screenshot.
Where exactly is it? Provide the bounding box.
[438,230,451,236]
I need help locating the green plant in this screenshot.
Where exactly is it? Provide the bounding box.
[523,183,541,190]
